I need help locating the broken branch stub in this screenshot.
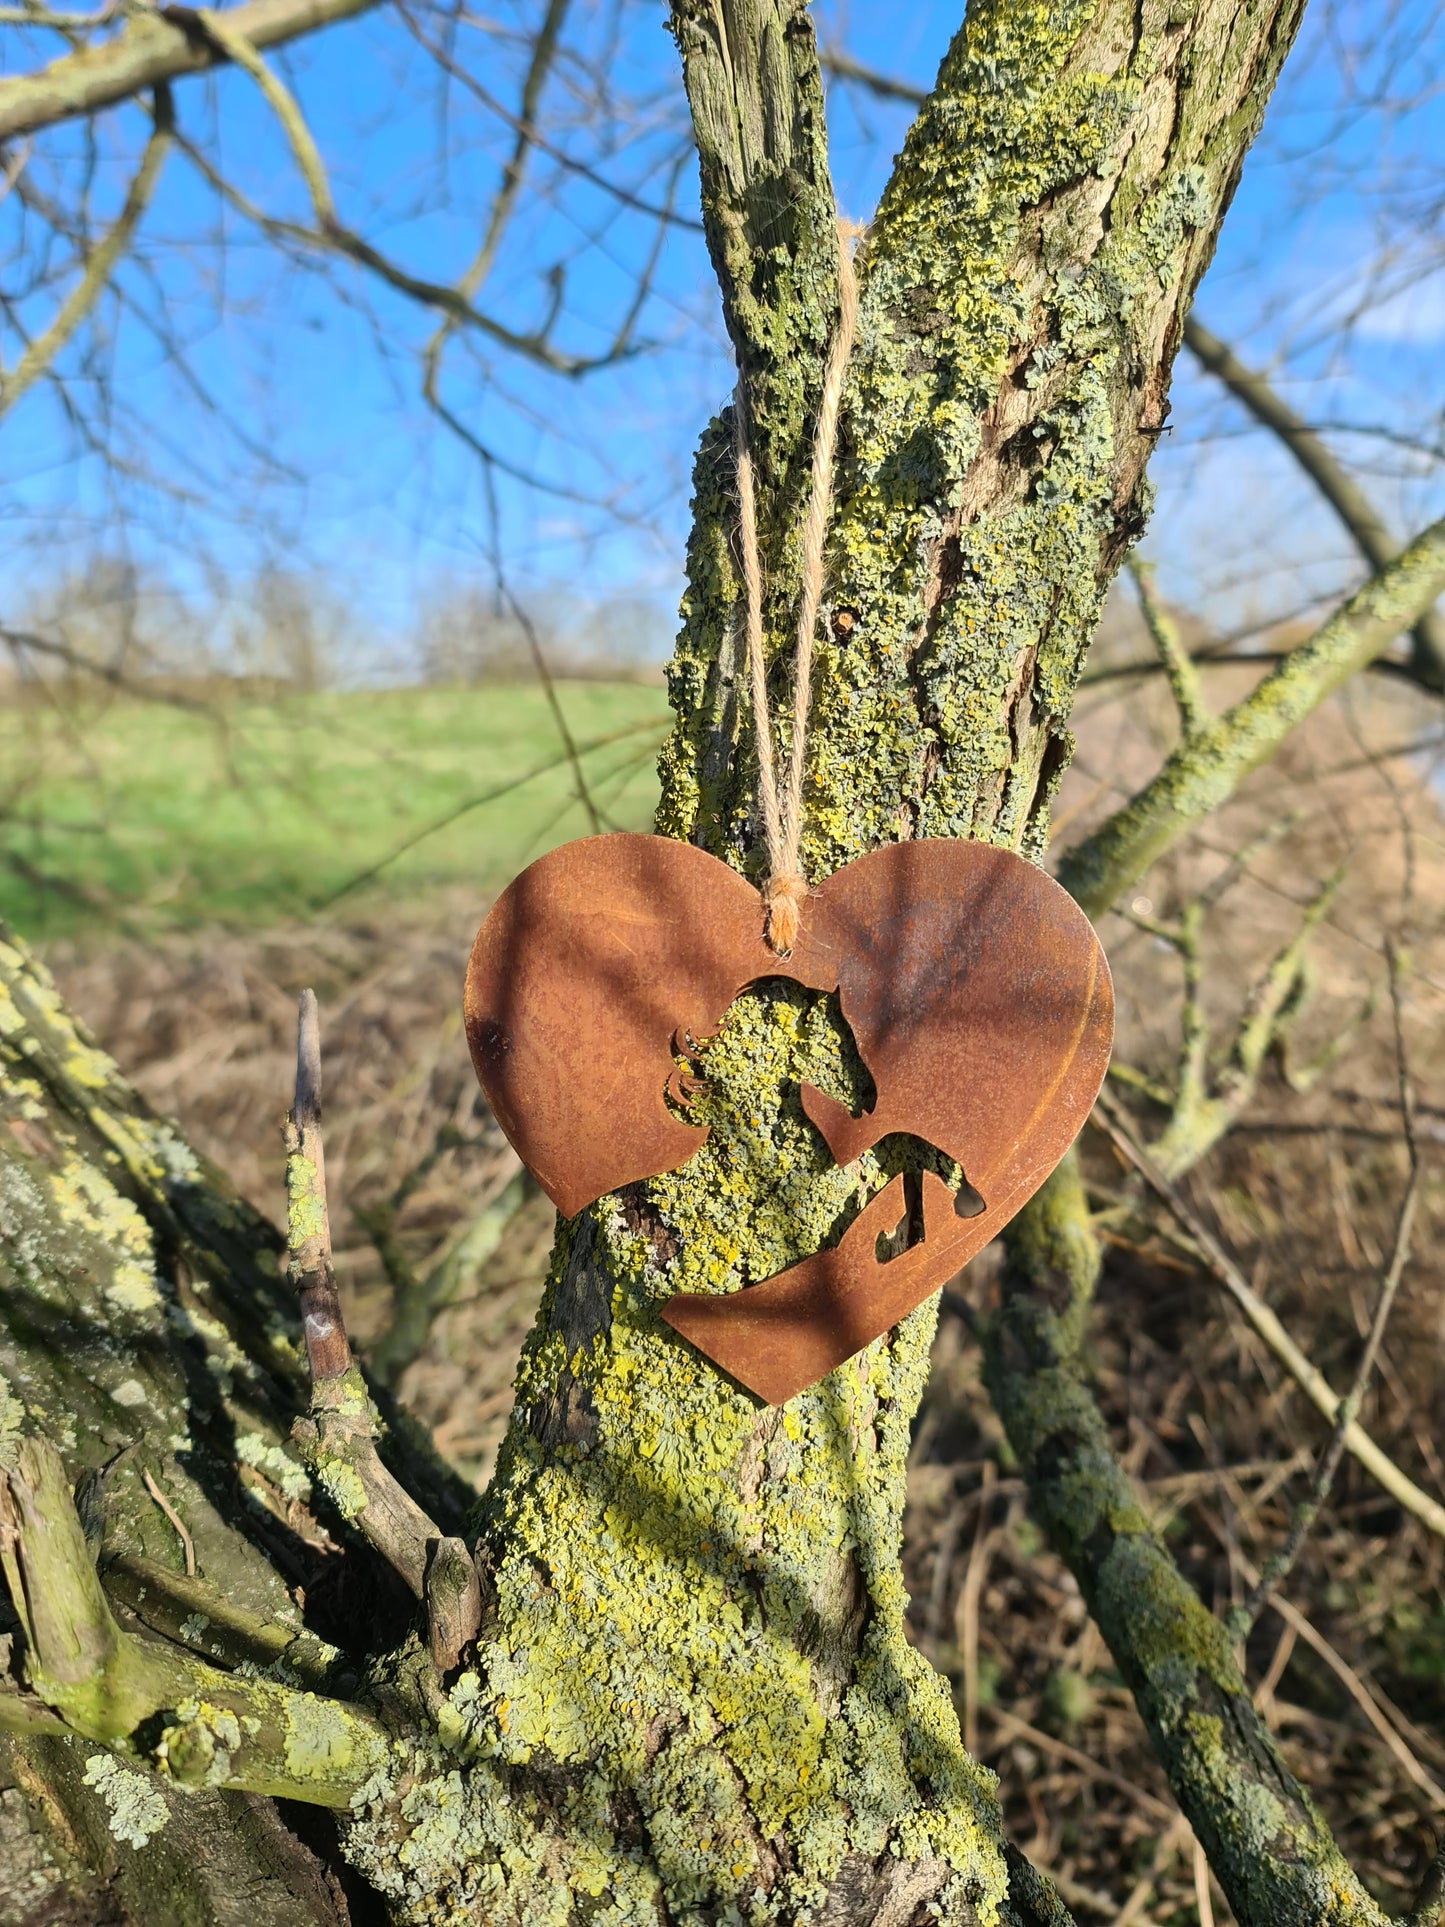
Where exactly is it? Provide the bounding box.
[284,992,482,1652]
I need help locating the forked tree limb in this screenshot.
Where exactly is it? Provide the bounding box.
[0,1434,390,1805]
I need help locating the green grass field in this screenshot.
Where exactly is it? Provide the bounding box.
[0,681,673,939]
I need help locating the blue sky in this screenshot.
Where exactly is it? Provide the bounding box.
[2,0,1443,668]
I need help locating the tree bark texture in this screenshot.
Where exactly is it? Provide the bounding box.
[0,3,1327,1925]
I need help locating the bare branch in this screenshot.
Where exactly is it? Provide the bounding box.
[1061,514,1445,918]
[1127,557,1206,738]
[284,988,350,1384]
[818,47,926,106]
[284,992,486,1666]
[1185,314,1445,689]
[0,84,172,420]
[1235,941,1421,1628]
[395,0,699,232]
[1146,861,1349,1178]
[983,1152,1393,1927]
[285,992,438,1597]
[195,7,335,222]
[164,98,632,376]
[0,0,381,144]
[425,0,569,378]
[1238,1165,1420,1624]
[1231,1559,1445,1807]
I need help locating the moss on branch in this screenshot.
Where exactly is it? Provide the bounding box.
[1060,514,1445,917]
[987,1159,1394,1927]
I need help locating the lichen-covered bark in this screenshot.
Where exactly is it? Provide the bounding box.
[0,1730,355,1927]
[662,0,1309,872]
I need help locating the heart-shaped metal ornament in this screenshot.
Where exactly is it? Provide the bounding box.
[464,833,1112,1405]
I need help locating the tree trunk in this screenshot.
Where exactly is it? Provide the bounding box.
[2,3,1319,1924]
[343,4,1311,1920]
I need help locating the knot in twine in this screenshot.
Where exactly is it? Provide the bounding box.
[735,219,861,956]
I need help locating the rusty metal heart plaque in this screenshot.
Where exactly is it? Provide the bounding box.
[464,833,1112,1405]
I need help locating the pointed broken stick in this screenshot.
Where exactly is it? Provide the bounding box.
[286,990,482,1667]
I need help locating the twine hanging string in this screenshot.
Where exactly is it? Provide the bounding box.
[735,221,860,956]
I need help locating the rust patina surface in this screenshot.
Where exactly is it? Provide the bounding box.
[465,833,1112,1405]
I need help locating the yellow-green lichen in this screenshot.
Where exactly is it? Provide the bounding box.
[285,1153,327,1249]
[284,1694,370,1783]
[313,1454,368,1522]
[235,1430,313,1505]
[47,1157,164,1328]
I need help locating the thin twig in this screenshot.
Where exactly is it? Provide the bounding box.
[501,586,602,835]
[419,0,570,388]
[281,999,484,1663]
[1243,1567,1445,1808]
[0,84,172,420]
[177,15,620,377]
[958,1461,996,1755]
[819,47,926,104]
[195,10,335,221]
[311,717,664,910]
[1092,1091,1445,1543]
[1193,1837,1216,1927]
[1237,1142,1419,1626]
[1185,313,1445,684]
[984,1708,1174,1824]
[1114,1815,1191,1927]
[141,1468,196,1578]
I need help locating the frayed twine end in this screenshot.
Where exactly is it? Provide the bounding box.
[763,873,809,956]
